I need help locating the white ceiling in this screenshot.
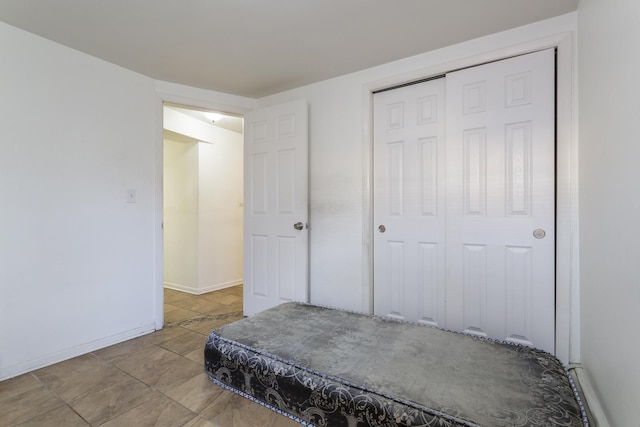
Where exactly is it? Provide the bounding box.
[0,0,579,98]
[166,104,244,134]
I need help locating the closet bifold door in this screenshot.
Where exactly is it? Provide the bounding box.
[445,49,556,354]
[373,78,447,328]
[373,49,556,355]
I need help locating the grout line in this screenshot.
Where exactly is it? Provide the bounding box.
[28,372,92,426]
[165,311,244,328]
[7,288,243,426]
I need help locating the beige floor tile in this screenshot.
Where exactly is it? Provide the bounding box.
[0,287,253,427]
[99,394,197,427]
[142,325,190,345]
[199,298,232,313]
[163,302,183,314]
[114,344,176,376]
[182,416,219,427]
[94,336,156,365]
[69,375,158,426]
[200,391,276,427]
[164,307,202,324]
[184,347,205,365]
[229,300,243,310]
[158,330,208,356]
[215,285,243,297]
[208,313,245,328]
[203,303,243,317]
[33,353,130,402]
[264,413,304,427]
[224,312,245,323]
[115,346,203,392]
[199,290,231,301]
[194,384,301,427]
[164,289,192,304]
[170,297,225,315]
[164,373,225,413]
[198,391,234,426]
[0,385,65,426]
[166,294,201,309]
[15,404,90,427]
[0,373,41,401]
[180,316,236,335]
[231,394,287,427]
[212,293,242,306]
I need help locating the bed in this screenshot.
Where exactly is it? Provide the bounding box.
[204,302,588,426]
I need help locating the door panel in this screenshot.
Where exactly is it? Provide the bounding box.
[373,78,447,326]
[446,49,555,352]
[244,100,308,316]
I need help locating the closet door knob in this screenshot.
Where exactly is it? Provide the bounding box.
[533,229,546,239]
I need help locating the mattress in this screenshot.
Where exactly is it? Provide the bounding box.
[204,302,588,427]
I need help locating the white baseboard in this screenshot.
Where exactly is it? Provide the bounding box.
[163,281,198,294]
[198,279,243,294]
[569,365,610,426]
[0,323,157,382]
[164,279,242,295]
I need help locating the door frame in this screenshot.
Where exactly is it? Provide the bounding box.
[153,84,255,330]
[361,32,578,364]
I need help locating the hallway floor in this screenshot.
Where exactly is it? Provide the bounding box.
[0,286,300,426]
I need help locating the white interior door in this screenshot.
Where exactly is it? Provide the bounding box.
[373,78,447,327]
[373,49,556,354]
[243,99,308,316]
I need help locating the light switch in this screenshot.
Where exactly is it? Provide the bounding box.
[127,189,136,203]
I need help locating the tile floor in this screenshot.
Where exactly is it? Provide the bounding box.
[0,286,301,426]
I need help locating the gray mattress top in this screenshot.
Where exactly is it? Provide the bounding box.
[214,302,585,426]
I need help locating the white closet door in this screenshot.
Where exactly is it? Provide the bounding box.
[373,78,447,327]
[243,100,309,316]
[373,49,556,354]
[445,49,556,352]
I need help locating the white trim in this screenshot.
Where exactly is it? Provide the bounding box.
[164,279,243,295]
[361,32,578,364]
[153,82,256,331]
[361,92,374,315]
[555,33,581,365]
[571,365,610,426]
[155,80,256,117]
[0,324,156,382]
[153,94,164,330]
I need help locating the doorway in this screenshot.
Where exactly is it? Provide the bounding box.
[373,50,556,354]
[162,104,244,322]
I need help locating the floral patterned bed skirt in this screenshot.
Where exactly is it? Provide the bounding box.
[204,303,588,427]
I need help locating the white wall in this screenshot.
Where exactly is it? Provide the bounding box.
[0,21,256,379]
[198,139,244,291]
[163,110,244,294]
[258,14,578,315]
[0,9,594,398]
[578,0,640,424]
[163,136,199,290]
[0,22,158,380]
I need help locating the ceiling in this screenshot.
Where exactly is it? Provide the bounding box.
[165,104,244,134]
[0,0,579,99]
